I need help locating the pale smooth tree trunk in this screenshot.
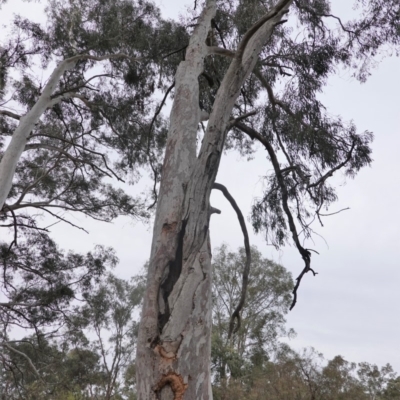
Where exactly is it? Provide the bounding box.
[0,58,77,211]
[136,1,293,399]
[0,53,137,212]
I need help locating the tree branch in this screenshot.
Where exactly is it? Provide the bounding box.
[212,183,251,337]
[228,110,258,128]
[148,81,175,135]
[207,46,235,58]
[307,140,356,189]
[28,132,123,183]
[0,52,141,210]
[0,110,21,120]
[234,121,316,310]
[236,0,292,60]
[23,143,124,182]
[0,342,42,380]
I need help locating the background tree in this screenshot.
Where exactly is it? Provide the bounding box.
[209,247,399,400]
[0,270,145,400]
[0,230,116,391]
[212,343,399,400]
[72,272,146,399]
[211,245,294,383]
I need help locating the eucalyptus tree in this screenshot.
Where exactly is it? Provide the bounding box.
[136,0,399,398]
[0,232,117,399]
[211,245,293,383]
[74,272,146,400]
[0,0,185,234]
[1,0,400,399]
[0,270,146,400]
[0,0,178,388]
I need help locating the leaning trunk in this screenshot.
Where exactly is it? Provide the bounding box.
[136,1,293,398]
[0,58,78,211]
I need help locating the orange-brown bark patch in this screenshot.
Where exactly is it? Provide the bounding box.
[154,372,188,400]
[154,344,176,360]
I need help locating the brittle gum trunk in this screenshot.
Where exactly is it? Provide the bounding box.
[136,1,293,398]
[136,2,216,399]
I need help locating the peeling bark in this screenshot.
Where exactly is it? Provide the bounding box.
[154,372,188,400]
[136,1,293,398]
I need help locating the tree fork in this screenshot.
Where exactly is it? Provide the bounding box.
[136,2,217,398]
[136,1,293,398]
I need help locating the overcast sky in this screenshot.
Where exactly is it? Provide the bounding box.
[2,0,400,371]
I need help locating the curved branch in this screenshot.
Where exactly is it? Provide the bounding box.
[212,183,251,337]
[254,68,298,118]
[5,206,18,252]
[50,73,114,99]
[0,110,21,120]
[234,122,316,310]
[0,342,42,380]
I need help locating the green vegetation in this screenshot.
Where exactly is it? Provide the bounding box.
[1,245,398,399]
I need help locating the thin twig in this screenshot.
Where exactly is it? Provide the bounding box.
[148,81,175,136]
[319,207,350,217]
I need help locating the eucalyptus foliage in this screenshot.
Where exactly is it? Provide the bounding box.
[211,245,294,381]
[1,270,145,400]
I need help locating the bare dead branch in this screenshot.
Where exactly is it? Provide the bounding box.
[212,183,251,337]
[36,207,88,233]
[162,46,188,59]
[148,81,175,136]
[319,207,350,217]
